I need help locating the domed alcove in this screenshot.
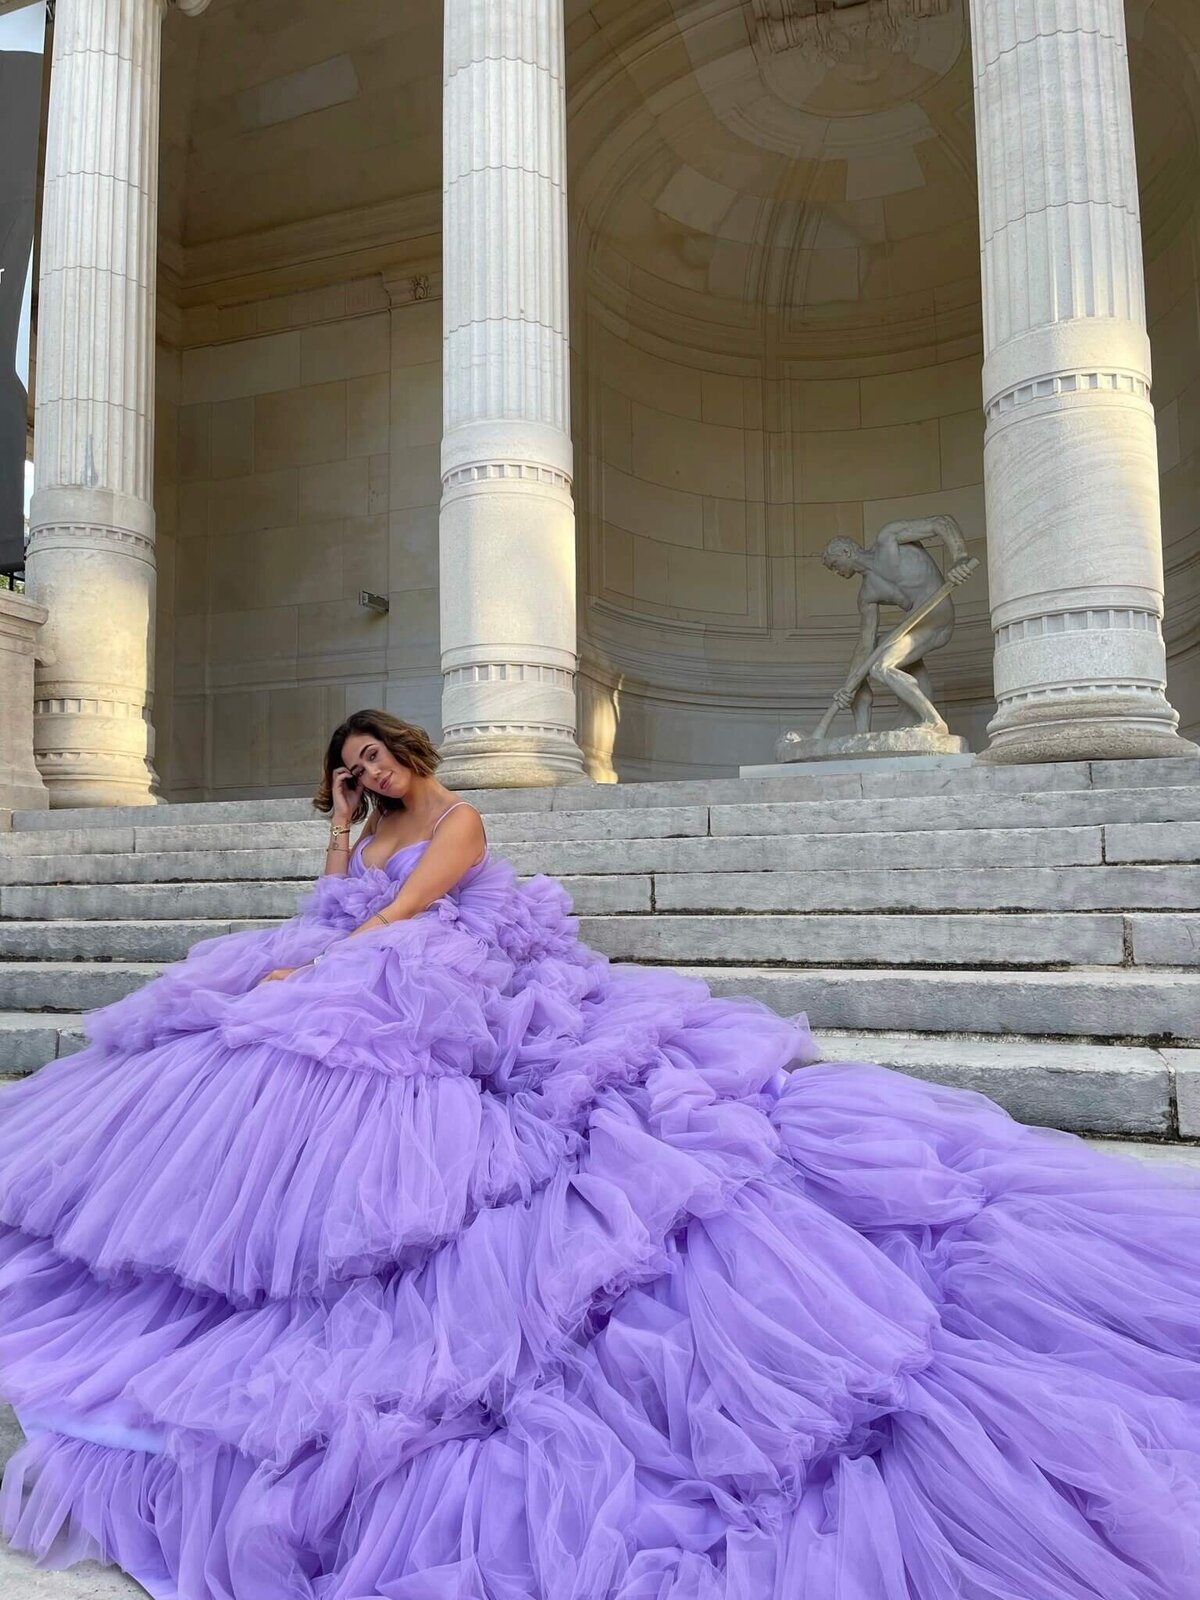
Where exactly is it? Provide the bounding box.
[568,0,992,779]
[568,0,1200,778]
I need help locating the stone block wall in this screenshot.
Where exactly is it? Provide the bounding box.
[577,323,994,780]
[159,284,442,800]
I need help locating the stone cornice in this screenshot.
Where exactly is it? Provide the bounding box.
[162,190,442,308]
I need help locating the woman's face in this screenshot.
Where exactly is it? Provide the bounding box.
[341,732,414,804]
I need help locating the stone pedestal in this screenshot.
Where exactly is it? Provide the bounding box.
[0,590,49,812]
[969,0,1195,765]
[776,727,969,764]
[438,0,588,788]
[23,0,208,807]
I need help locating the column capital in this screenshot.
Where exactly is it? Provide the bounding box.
[167,0,212,14]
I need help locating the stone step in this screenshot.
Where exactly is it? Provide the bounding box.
[582,912,1140,969]
[814,1030,1179,1134]
[0,921,266,962]
[0,848,322,886]
[0,827,1117,887]
[0,964,161,1012]
[690,966,1200,1043]
[0,1011,85,1072]
[3,866,1198,924]
[6,757,1198,839]
[5,786,1199,860]
[0,875,652,923]
[707,786,1200,839]
[1,959,1195,1041]
[0,1541,149,1598]
[654,864,1200,912]
[1107,820,1200,864]
[0,880,307,922]
[3,911,1190,971]
[1085,1139,1200,1170]
[0,806,707,858]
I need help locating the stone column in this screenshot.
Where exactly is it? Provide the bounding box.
[970,0,1195,763]
[438,0,588,787]
[24,0,208,808]
[0,591,49,812]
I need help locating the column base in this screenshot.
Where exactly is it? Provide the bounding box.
[981,693,1199,765]
[437,733,593,790]
[36,755,161,810]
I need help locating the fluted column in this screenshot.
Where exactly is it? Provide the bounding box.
[970,0,1195,763]
[25,0,208,807]
[438,0,588,787]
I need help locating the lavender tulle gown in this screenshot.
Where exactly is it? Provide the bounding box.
[1,822,1200,1600]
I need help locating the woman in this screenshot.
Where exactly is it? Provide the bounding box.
[1,709,1198,1599]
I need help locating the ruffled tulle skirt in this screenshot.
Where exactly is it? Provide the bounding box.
[2,852,1199,1598]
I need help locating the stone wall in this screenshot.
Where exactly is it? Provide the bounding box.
[1135,0,1200,746]
[159,285,442,800]
[576,324,993,779]
[144,0,1200,796]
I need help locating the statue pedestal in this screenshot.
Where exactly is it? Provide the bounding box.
[773,727,970,766]
[740,752,975,779]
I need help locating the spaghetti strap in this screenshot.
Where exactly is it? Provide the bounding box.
[430,799,487,866]
[429,800,470,837]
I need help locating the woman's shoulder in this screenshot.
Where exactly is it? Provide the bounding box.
[432,796,484,830]
[430,797,488,865]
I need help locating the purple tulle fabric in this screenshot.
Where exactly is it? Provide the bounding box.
[2,836,1200,1598]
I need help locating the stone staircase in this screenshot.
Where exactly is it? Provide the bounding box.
[1,755,1200,1592]
[0,754,1197,1141]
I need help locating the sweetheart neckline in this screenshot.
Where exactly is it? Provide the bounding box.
[354,835,430,872]
[354,836,490,874]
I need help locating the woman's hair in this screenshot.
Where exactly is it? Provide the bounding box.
[315,710,441,820]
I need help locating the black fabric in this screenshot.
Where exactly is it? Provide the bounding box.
[0,48,44,572]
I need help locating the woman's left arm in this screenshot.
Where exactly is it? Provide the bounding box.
[347,806,487,937]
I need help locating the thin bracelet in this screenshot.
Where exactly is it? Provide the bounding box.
[328,822,351,851]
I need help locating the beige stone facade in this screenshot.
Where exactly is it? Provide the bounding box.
[9,0,1200,802]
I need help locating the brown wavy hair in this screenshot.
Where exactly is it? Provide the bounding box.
[315,710,441,822]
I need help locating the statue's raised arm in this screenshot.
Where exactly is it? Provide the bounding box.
[878,515,976,587]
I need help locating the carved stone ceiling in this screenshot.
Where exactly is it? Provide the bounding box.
[568,0,1200,367]
[568,0,979,365]
[159,0,1198,337]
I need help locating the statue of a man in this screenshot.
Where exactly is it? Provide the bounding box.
[821,515,975,735]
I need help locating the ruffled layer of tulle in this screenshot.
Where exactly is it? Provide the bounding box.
[81,858,602,1079]
[0,948,809,1307]
[4,835,1200,1597]
[5,1061,1200,1596]
[11,1328,1196,1600]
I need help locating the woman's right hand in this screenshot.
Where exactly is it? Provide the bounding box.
[330,767,361,823]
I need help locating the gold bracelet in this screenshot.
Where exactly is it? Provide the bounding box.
[328,823,350,850]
